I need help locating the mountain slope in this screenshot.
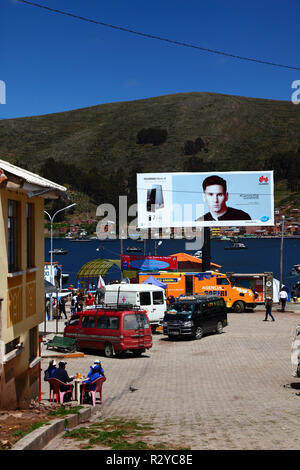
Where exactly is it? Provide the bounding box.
[0,92,299,209]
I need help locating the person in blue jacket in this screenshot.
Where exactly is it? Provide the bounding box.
[44,359,57,381]
[80,360,105,399]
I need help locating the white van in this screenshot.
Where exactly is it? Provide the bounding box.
[291,323,300,377]
[104,284,166,333]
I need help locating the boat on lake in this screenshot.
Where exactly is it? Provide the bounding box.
[70,237,92,242]
[224,241,247,250]
[48,248,68,255]
[126,246,142,253]
[291,264,300,276]
[193,250,202,258]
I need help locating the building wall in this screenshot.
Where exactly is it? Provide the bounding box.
[0,189,44,409]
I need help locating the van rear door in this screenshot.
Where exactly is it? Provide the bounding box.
[122,312,151,350]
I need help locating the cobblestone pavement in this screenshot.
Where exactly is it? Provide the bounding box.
[41,311,300,450]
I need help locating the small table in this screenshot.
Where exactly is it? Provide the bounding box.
[74,378,84,404]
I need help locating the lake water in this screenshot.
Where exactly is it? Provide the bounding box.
[44,237,300,289]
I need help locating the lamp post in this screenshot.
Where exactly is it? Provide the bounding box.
[44,203,76,320]
[154,240,162,256]
[280,215,285,291]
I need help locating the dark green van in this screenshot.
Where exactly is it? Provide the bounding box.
[163,294,228,340]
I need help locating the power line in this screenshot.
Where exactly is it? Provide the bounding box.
[18,0,300,72]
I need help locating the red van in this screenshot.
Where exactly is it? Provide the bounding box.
[63,306,152,358]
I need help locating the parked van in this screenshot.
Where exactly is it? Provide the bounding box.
[163,294,228,340]
[104,284,166,333]
[64,306,152,357]
[139,271,255,313]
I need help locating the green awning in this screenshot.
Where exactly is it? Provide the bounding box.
[76,259,121,279]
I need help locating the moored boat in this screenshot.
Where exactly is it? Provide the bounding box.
[224,241,247,250]
[48,248,68,255]
[126,246,142,253]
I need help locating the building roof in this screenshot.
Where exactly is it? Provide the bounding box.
[0,159,67,199]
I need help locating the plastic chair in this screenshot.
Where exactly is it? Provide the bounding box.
[48,378,74,404]
[81,376,106,406]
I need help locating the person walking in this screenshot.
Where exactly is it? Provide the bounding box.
[263,296,275,321]
[71,291,78,315]
[59,295,67,319]
[279,288,288,312]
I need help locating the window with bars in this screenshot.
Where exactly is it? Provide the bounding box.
[29,327,37,363]
[26,203,35,268]
[8,199,20,272]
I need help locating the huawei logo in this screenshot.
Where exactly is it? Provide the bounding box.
[259,176,269,184]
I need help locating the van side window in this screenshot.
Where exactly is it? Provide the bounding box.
[153,291,164,305]
[82,316,96,328]
[108,317,119,329]
[97,317,108,329]
[140,292,151,306]
[217,278,230,285]
[68,315,80,326]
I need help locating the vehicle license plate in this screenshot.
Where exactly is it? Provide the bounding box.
[169,329,179,335]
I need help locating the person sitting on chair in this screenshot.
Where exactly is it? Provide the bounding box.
[44,359,57,381]
[80,360,105,401]
[52,361,74,399]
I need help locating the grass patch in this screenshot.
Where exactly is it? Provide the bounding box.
[63,417,189,450]
[13,421,48,439]
[48,405,83,418]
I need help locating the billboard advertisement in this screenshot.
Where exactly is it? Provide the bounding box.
[121,255,178,271]
[137,171,274,228]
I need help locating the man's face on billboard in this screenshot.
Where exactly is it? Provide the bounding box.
[203,184,228,215]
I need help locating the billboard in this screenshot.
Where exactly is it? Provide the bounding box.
[121,255,178,271]
[137,171,274,228]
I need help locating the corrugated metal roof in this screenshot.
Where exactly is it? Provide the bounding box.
[0,159,66,192]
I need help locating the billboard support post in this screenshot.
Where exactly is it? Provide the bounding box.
[202,227,211,272]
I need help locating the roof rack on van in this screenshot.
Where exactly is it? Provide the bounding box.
[86,304,143,311]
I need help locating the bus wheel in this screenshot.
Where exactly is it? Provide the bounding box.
[104,342,114,358]
[233,301,245,313]
[194,327,204,340]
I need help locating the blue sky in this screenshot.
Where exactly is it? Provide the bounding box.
[2,0,300,118]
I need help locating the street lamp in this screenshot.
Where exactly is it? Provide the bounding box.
[154,240,163,256]
[280,215,285,291]
[44,203,76,320]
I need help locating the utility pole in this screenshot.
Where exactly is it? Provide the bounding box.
[280,215,285,290]
[202,227,211,272]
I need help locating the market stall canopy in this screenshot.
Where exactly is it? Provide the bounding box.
[76,259,121,279]
[44,279,58,294]
[142,275,167,288]
[171,252,221,272]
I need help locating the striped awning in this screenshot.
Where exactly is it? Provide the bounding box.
[76,259,121,279]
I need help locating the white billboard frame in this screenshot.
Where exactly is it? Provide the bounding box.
[137,171,274,228]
